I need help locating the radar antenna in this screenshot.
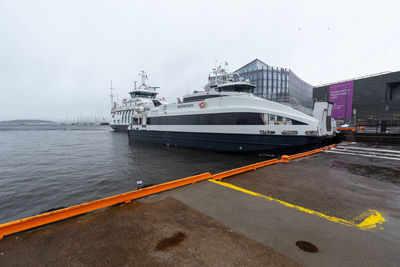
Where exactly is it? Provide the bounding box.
[110,80,115,109]
[139,70,148,86]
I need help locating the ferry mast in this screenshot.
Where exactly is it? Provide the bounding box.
[110,80,115,109]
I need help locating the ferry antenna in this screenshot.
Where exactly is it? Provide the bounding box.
[110,80,115,109]
[139,70,147,86]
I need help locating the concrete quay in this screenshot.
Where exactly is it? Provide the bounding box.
[0,143,399,266]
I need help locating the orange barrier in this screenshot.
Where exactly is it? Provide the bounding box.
[280,155,291,163]
[212,159,279,181]
[0,172,212,240]
[279,145,333,163]
[338,127,365,132]
[337,127,356,132]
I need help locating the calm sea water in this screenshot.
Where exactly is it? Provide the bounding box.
[0,124,264,223]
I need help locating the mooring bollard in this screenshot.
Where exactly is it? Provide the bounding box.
[136,178,143,190]
[280,155,291,163]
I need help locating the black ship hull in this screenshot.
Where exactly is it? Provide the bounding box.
[128,130,325,154]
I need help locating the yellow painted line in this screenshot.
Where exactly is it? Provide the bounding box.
[350,209,386,229]
[208,179,385,230]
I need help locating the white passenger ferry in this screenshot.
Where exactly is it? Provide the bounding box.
[110,71,166,132]
[127,67,336,153]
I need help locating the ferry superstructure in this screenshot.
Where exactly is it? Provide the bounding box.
[127,67,336,153]
[110,71,166,132]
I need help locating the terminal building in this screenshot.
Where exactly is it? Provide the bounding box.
[211,59,400,125]
[233,59,314,109]
[313,71,400,125]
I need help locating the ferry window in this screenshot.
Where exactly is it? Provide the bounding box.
[284,118,293,125]
[130,92,157,99]
[216,85,254,93]
[152,100,162,107]
[147,113,264,125]
[260,114,268,125]
[212,113,236,124]
[290,119,308,125]
[166,116,180,125]
[269,114,276,125]
[182,94,223,103]
[237,113,260,125]
[268,115,308,125]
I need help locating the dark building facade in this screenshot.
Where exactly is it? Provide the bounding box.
[313,71,400,125]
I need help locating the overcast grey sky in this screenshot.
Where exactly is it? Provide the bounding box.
[0,0,399,121]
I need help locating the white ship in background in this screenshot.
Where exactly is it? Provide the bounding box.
[110,71,167,132]
[127,66,337,153]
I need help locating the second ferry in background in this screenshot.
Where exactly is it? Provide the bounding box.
[110,71,166,132]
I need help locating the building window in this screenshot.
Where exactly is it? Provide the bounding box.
[389,83,400,100]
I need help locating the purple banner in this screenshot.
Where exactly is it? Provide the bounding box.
[329,80,354,119]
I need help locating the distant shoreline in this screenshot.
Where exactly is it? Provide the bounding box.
[0,120,56,124]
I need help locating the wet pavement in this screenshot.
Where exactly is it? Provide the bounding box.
[1,143,400,266]
[222,151,400,220]
[0,198,300,267]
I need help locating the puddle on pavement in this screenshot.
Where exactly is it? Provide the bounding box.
[155,232,186,251]
[295,241,319,253]
[330,160,400,183]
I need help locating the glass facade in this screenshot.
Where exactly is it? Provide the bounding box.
[235,59,313,108]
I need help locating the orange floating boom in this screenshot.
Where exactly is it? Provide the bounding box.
[212,159,279,181]
[0,172,212,240]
